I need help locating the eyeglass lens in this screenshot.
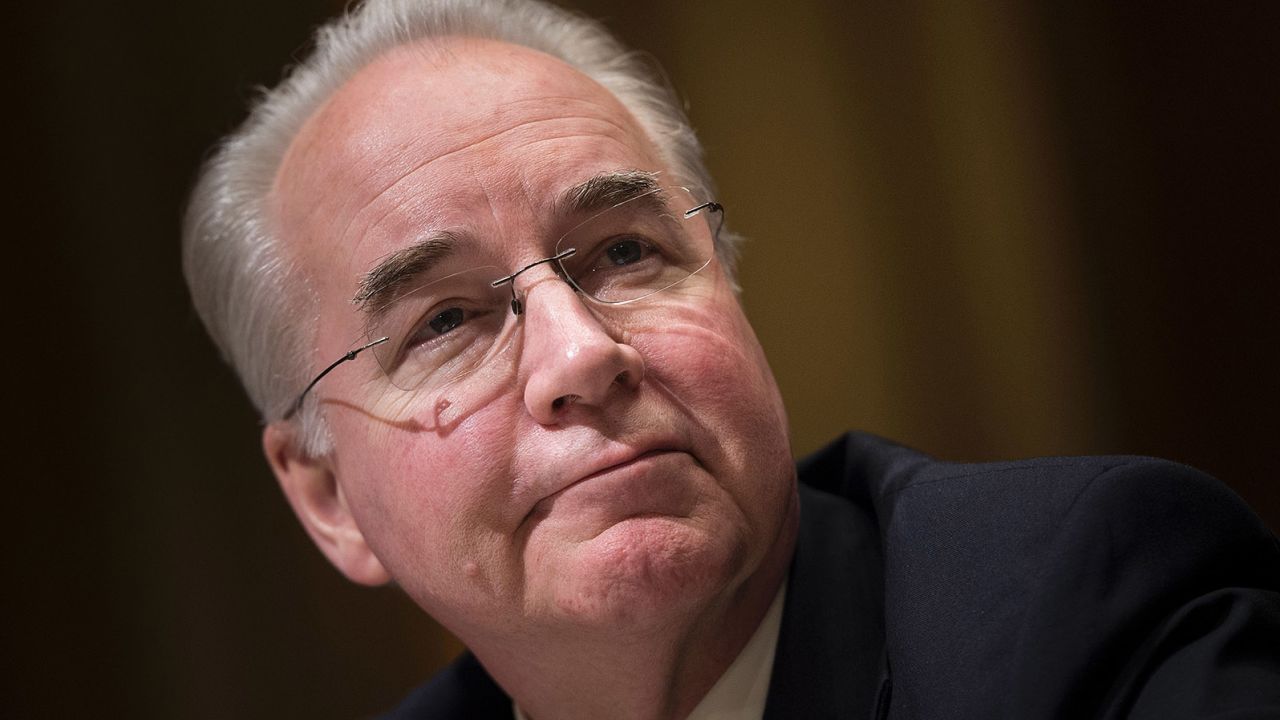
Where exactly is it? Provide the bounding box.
[365,186,720,397]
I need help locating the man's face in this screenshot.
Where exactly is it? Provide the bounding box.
[270,38,797,644]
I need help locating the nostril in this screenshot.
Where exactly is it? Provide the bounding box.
[551,394,580,411]
[615,371,630,386]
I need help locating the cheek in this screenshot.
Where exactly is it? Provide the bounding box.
[633,299,789,433]
[629,295,793,498]
[628,299,797,566]
[327,404,523,595]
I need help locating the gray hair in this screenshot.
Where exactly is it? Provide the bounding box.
[182,0,737,456]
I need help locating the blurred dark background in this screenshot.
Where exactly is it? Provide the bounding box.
[8,0,1277,716]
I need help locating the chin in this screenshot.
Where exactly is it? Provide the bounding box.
[544,514,748,632]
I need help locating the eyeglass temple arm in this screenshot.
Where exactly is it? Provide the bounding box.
[690,201,726,242]
[283,336,390,420]
[685,201,722,218]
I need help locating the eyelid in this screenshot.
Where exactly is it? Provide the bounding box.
[372,266,505,364]
[406,295,497,344]
[375,263,503,312]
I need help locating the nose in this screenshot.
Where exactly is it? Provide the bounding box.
[517,275,645,425]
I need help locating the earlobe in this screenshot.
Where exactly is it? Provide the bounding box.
[262,422,391,586]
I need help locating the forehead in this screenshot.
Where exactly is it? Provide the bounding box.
[270,37,664,324]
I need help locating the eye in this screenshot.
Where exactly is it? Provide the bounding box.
[428,307,465,336]
[404,305,473,350]
[602,237,650,266]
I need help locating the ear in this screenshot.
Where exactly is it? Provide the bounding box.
[263,422,391,586]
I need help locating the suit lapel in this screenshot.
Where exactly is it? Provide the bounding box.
[763,480,888,719]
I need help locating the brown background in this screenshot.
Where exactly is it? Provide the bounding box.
[8,0,1278,717]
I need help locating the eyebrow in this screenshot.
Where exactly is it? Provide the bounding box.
[555,169,665,217]
[351,231,459,319]
[350,170,666,319]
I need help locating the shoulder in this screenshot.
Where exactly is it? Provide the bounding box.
[798,432,1280,718]
[799,432,1279,620]
[799,431,1274,562]
[381,652,511,720]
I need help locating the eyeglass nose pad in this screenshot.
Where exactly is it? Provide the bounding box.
[511,297,524,315]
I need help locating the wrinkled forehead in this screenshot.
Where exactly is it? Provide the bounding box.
[279,41,660,242]
[268,36,666,323]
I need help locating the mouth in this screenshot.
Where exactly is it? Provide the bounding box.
[527,438,694,519]
[526,443,697,532]
[576,446,684,485]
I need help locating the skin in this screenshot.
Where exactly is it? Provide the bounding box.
[263,37,799,720]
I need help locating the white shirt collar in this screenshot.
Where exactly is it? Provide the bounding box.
[513,581,787,720]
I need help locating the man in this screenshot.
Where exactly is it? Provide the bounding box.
[182,0,1280,718]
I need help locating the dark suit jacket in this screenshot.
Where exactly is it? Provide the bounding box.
[384,432,1280,719]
